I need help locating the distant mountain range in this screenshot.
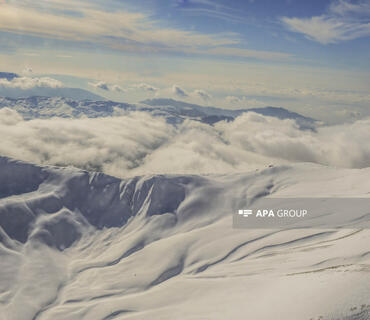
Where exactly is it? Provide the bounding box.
[0,87,105,101]
[0,72,104,101]
[0,96,317,128]
[141,98,316,128]
[0,71,316,128]
[0,96,132,119]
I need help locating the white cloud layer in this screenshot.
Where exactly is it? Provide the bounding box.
[1,109,370,177]
[282,0,370,44]
[0,76,63,89]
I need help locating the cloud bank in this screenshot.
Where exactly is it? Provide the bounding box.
[0,109,370,177]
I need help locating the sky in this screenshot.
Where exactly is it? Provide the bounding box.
[0,0,369,122]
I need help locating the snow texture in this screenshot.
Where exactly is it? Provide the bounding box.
[0,156,369,320]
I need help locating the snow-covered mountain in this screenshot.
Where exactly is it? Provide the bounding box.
[0,87,105,101]
[0,78,367,320]
[0,87,104,101]
[0,96,317,128]
[0,96,132,119]
[0,73,104,101]
[142,98,316,127]
[0,156,369,320]
[142,98,313,120]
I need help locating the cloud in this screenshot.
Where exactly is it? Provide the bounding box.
[89,81,125,92]
[0,0,293,61]
[0,108,23,125]
[226,96,241,104]
[111,84,125,93]
[172,85,188,97]
[0,1,237,49]
[193,89,211,101]
[0,76,63,89]
[282,0,370,44]
[133,83,158,92]
[329,0,370,16]
[22,67,33,75]
[216,112,370,168]
[201,47,292,61]
[89,81,109,91]
[1,109,370,178]
[175,0,249,25]
[0,109,174,177]
[225,96,266,108]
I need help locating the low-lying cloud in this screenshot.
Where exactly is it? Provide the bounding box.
[112,84,125,92]
[133,83,158,92]
[89,81,109,91]
[0,108,370,177]
[0,76,63,89]
[89,81,125,93]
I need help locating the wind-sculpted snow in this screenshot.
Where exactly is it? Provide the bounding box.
[0,157,188,244]
[0,157,369,320]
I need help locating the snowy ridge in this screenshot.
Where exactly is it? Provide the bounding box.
[0,96,316,128]
[0,97,131,120]
[0,157,369,319]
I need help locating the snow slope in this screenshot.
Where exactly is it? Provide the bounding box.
[0,156,369,320]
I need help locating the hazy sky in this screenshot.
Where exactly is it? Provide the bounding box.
[0,0,369,121]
